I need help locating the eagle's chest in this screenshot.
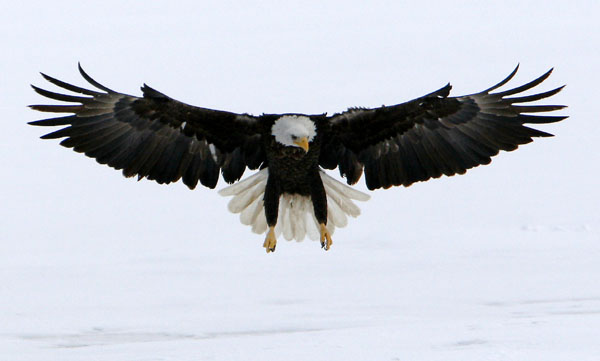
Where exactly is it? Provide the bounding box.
[265,138,321,194]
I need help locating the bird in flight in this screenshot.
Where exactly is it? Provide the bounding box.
[29,64,566,253]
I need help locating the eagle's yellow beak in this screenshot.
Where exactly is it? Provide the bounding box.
[294,137,309,152]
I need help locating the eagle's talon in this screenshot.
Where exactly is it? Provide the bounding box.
[319,223,332,251]
[263,226,277,253]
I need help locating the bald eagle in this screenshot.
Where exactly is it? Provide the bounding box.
[29,65,566,253]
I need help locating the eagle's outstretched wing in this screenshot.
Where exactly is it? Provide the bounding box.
[29,64,266,189]
[320,66,567,190]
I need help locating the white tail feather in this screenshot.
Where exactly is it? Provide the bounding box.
[218,169,370,242]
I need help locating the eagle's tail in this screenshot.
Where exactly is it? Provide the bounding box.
[218,169,370,242]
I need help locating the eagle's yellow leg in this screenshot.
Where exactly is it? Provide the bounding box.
[263,226,277,253]
[320,223,332,251]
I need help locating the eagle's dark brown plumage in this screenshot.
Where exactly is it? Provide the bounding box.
[29,64,566,252]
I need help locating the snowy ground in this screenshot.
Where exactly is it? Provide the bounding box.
[2,222,599,361]
[2,1,599,360]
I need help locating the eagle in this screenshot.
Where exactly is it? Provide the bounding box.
[29,64,566,253]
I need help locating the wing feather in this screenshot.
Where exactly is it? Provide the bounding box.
[29,66,266,189]
[325,67,566,189]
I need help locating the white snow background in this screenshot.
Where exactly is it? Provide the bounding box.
[1,1,599,360]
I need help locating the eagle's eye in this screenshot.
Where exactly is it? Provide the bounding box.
[291,135,298,141]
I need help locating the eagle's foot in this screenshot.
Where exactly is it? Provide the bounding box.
[263,226,277,253]
[319,223,332,251]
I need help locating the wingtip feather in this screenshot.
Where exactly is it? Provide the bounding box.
[78,63,116,93]
[482,64,520,93]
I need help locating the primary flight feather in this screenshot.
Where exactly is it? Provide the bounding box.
[29,64,567,252]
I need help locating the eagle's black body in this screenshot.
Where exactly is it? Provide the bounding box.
[29,64,566,248]
[263,118,327,226]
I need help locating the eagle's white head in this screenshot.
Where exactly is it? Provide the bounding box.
[271,115,316,152]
